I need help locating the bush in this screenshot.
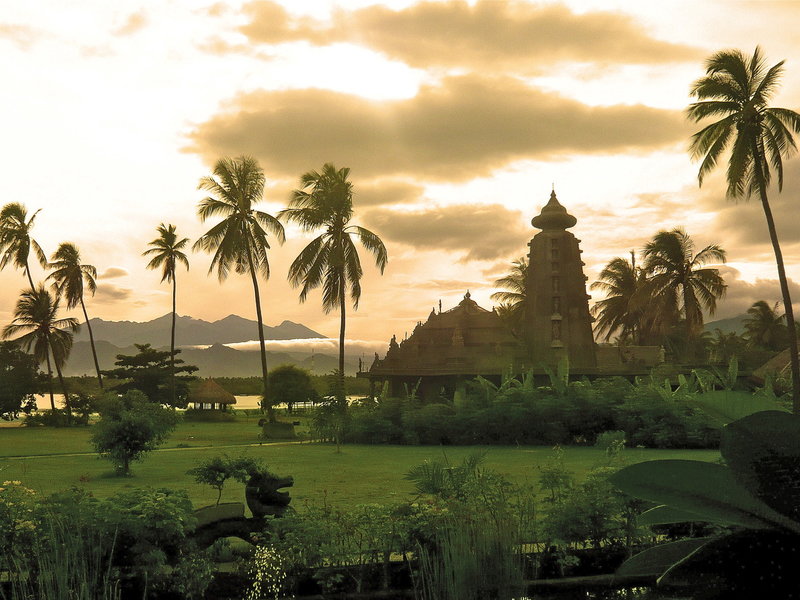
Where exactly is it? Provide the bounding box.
[183,407,236,422]
[23,409,70,427]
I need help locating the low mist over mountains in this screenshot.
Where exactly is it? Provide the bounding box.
[66,314,361,377]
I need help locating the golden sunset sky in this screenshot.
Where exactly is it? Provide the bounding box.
[2,0,800,352]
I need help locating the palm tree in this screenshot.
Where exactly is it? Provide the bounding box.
[642,229,727,348]
[743,300,787,351]
[47,242,103,389]
[709,328,747,364]
[0,203,46,289]
[688,46,800,411]
[491,257,528,337]
[144,224,190,407]
[2,286,78,420]
[591,253,644,343]
[194,156,285,420]
[280,163,387,400]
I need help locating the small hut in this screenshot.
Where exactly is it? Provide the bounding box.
[189,379,237,411]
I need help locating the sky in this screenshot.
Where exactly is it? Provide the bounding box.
[3,0,800,355]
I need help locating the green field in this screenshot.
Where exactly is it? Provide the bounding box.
[0,417,720,509]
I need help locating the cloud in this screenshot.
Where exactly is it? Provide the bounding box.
[362,203,530,261]
[114,10,148,36]
[0,24,41,49]
[94,283,132,302]
[98,266,129,279]
[712,265,800,320]
[188,337,386,355]
[236,1,700,70]
[356,180,425,207]
[186,74,686,182]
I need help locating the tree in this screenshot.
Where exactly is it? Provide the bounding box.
[743,300,787,351]
[91,390,178,476]
[0,341,40,420]
[2,286,78,419]
[187,455,261,506]
[270,364,319,413]
[642,228,726,345]
[102,343,198,408]
[194,156,285,421]
[591,251,674,346]
[47,242,103,389]
[143,224,190,407]
[688,46,800,412]
[709,328,747,364]
[280,164,387,402]
[490,257,529,338]
[0,202,46,289]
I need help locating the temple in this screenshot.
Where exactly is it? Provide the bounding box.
[365,190,662,399]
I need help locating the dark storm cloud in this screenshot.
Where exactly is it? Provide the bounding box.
[361,203,530,261]
[186,74,686,182]
[236,0,701,69]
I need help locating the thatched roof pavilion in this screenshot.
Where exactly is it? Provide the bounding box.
[189,379,237,410]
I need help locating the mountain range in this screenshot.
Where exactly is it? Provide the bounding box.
[65,314,361,377]
[73,314,324,347]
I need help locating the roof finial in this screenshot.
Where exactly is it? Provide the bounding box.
[465,289,471,300]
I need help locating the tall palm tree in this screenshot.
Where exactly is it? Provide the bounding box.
[47,242,103,389]
[743,300,787,351]
[0,202,46,289]
[688,46,800,411]
[2,286,78,420]
[491,257,528,338]
[144,224,190,407]
[591,253,644,343]
[642,229,727,347]
[280,163,387,400]
[194,156,285,420]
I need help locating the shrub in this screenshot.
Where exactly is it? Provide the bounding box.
[183,407,236,422]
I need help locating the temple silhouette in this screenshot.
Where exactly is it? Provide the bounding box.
[364,190,662,400]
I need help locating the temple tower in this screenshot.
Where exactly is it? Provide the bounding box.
[525,190,596,369]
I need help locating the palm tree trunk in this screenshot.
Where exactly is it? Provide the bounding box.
[245,243,273,422]
[758,186,800,412]
[339,278,346,402]
[44,344,55,410]
[753,142,800,413]
[80,297,103,389]
[170,275,176,407]
[25,262,35,290]
[54,359,72,425]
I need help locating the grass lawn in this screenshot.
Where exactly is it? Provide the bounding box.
[0,415,720,509]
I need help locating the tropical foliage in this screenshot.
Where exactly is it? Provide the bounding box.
[47,242,103,388]
[0,341,40,420]
[2,285,78,419]
[491,257,529,337]
[592,230,726,359]
[194,156,285,421]
[144,223,190,406]
[0,202,46,289]
[280,163,387,400]
[688,46,800,412]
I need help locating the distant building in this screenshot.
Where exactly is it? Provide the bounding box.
[364,191,662,400]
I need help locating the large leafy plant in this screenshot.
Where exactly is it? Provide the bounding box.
[610,409,800,597]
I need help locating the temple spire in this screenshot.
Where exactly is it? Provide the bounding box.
[531,189,577,231]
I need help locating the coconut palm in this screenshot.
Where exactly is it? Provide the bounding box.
[0,202,46,289]
[194,156,285,420]
[688,46,800,410]
[743,300,787,351]
[591,253,644,343]
[642,229,727,348]
[143,224,190,407]
[47,242,103,388]
[2,286,78,420]
[280,163,387,400]
[491,257,528,338]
